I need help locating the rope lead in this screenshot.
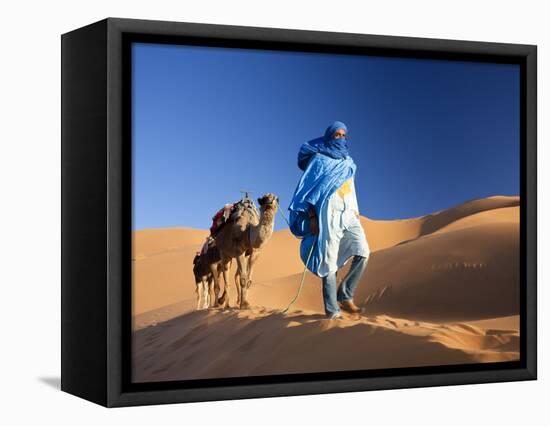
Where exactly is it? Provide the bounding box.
[281,240,316,315]
[276,207,316,315]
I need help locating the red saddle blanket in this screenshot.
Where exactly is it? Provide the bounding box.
[210,203,235,236]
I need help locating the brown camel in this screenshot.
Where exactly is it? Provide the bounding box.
[192,243,232,310]
[214,193,279,309]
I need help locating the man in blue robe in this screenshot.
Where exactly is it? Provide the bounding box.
[288,121,370,319]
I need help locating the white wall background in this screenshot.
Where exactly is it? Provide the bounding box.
[0,0,546,423]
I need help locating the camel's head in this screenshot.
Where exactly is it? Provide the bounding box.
[257,193,279,211]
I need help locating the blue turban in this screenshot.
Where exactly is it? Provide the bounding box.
[287,121,356,276]
[297,121,350,171]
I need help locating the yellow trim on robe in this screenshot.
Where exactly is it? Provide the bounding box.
[336,178,352,198]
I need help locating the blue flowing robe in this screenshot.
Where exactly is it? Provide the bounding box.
[317,177,370,276]
[287,153,358,276]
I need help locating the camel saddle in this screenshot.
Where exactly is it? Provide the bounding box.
[209,196,260,238]
[228,196,260,223]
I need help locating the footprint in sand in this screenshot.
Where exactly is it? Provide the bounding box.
[450,323,484,335]
[385,319,398,328]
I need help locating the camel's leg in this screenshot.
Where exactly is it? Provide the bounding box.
[246,250,261,289]
[211,263,224,308]
[216,269,225,307]
[217,260,231,308]
[202,277,210,309]
[221,261,231,308]
[234,269,241,307]
[236,253,250,309]
[196,281,203,310]
[207,274,216,308]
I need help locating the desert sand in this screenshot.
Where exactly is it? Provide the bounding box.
[132,195,520,383]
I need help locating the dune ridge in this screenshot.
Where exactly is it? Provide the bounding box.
[132,195,520,381]
[133,308,519,383]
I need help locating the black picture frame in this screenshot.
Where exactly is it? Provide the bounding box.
[61,17,537,407]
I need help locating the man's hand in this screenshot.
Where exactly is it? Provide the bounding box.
[309,216,319,235]
[355,210,360,219]
[308,207,319,235]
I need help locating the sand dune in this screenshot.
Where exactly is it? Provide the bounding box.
[132,227,303,315]
[132,308,519,383]
[133,227,208,258]
[357,221,519,321]
[132,195,520,381]
[359,195,519,251]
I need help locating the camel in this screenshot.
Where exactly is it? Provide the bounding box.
[192,243,232,310]
[214,193,279,309]
[192,250,216,310]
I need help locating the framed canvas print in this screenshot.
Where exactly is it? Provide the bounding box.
[61,17,537,407]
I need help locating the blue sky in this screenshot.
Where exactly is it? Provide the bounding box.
[132,42,519,231]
